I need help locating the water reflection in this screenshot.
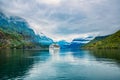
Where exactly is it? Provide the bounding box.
[90,49,120,61]
[0,49,34,80]
[0,49,120,80]
[90,49,120,67]
[49,48,60,55]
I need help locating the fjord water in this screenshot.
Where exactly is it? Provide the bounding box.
[0,49,120,80]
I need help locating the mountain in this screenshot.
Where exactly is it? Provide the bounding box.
[57,40,70,49]
[57,36,93,49]
[36,33,53,47]
[0,12,53,49]
[70,37,93,49]
[83,30,120,49]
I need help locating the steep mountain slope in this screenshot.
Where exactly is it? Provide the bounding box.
[83,30,120,49]
[0,12,53,49]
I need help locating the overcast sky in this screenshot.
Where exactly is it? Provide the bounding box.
[0,0,120,41]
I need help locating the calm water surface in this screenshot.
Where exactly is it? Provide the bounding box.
[0,49,120,80]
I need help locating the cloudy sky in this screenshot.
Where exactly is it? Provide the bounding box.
[0,0,120,41]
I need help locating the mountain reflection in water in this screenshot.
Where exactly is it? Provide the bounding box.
[0,49,120,80]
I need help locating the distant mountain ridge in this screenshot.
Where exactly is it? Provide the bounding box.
[0,12,53,49]
[57,36,93,49]
[57,40,70,49]
[70,37,93,49]
[83,30,120,49]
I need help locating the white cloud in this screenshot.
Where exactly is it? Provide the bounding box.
[36,0,62,5]
[0,0,120,41]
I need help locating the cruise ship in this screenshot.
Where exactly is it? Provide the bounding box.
[49,44,60,50]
